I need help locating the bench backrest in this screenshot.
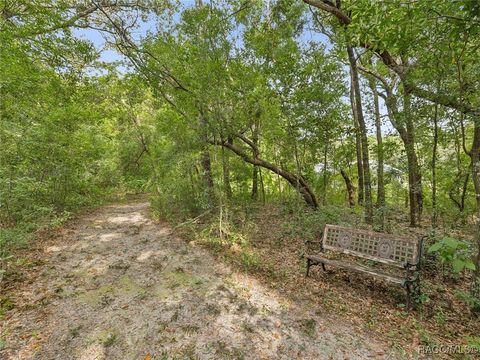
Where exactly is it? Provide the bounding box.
[322,224,421,268]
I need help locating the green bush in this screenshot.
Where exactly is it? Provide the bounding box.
[428,236,476,273]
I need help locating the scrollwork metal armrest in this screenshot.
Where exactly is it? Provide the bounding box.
[403,270,420,287]
[403,260,420,270]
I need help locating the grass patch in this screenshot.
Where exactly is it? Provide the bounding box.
[301,318,317,338]
[0,296,14,318]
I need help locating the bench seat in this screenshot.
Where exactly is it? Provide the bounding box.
[306,255,405,286]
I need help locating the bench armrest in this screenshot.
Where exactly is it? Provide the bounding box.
[403,261,419,269]
[403,269,421,287]
[305,231,324,248]
[402,235,427,270]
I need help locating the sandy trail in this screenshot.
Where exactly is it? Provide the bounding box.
[1,201,394,359]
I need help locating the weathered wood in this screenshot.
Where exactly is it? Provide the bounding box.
[306,255,404,285]
[322,224,420,268]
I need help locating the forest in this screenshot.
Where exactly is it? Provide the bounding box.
[1,0,480,358]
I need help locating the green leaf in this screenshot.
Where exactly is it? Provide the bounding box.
[452,258,465,273]
[428,242,443,253]
[442,237,459,249]
[465,261,476,271]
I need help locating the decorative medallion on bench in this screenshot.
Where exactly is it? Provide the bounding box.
[304,224,425,309]
[337,232,351,249]
[377,239,393,259]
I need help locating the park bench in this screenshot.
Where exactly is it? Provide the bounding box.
[305,224,425,309]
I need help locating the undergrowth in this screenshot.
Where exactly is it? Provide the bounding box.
[157,198,480,359]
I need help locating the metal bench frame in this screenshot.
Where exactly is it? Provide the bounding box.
[305,224,425,309]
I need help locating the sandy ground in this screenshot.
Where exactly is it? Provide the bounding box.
[0,201,396,359]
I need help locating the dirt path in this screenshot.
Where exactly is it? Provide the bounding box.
[1,201,396,359]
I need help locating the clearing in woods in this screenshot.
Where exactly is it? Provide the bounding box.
[1,200,394,359]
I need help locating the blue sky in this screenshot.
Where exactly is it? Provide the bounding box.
[73,17,155,65]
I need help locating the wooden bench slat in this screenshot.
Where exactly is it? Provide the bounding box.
[306,255,405,285]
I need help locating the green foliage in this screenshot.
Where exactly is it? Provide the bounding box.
[428,237,476,273]
[0,7,146,258]
[0,228,29,259]
[300,318,317,338]
[280,205,347,243]
[466,336,480,351]
[0,296,14,318]
[240,250,260,271]
[456,291,480,313]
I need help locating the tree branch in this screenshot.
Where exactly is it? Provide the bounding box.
[210,137,318,207]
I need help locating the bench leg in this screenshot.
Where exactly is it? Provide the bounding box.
[405,283,412,311]
[414,277,421,302]
[306,259,326,277]
[411,276,421,310]
[404,274,421,311]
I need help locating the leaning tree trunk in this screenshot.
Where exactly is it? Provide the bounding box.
[212,138,318,208]
[340,169,356,207]
[349,73,364,206]
[347,47,373,224]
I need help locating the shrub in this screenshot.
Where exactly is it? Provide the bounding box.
[428,236,476,273]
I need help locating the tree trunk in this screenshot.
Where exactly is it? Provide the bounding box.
[347,47,373,224]
[382,89,421,227]
[349,72,364,206]
[368,72,385,229]
[321,132,329,205]
[221,146,232,200]
[194,0,216,204]
[198,113,215,204]
[252,166,258,200]
[449,170,470,212]
[200,150,214,194]
[461,171,470,212]
[402,92,423,226]
[340,169,356,207]
[432,103,439,227]
[404,93,423,223]
[251,119,260,200]
[402,130,420,227]
[259,167,266,204]
[467,120,480,303]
